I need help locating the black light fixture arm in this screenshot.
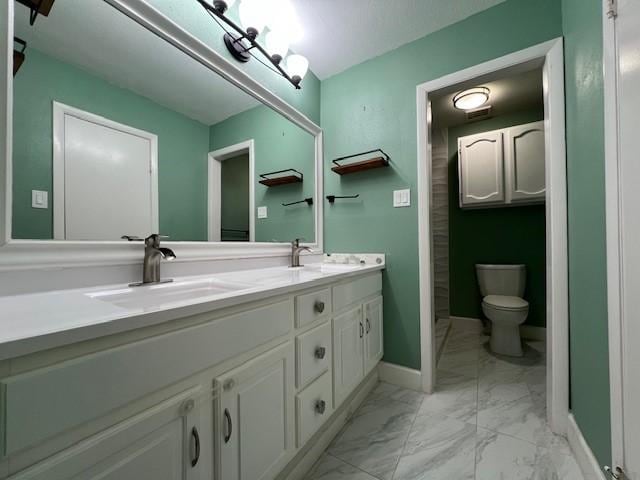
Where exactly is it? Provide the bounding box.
[194,0,302,89]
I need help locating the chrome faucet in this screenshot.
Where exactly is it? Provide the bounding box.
[122,234,176,286]
[290,238,312,268]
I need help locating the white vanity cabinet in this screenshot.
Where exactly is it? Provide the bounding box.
[0,268,384,480]
[215,342,295,480]
[458,121,545,208]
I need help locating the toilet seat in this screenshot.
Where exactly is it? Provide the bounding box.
[482,295,528,312]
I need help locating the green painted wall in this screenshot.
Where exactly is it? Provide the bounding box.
[12,48,210,241]
[321,0,562,369]
[562,0,611,465]
[209,105,315,243]
[221,153,250,241]
[448,108,546,328]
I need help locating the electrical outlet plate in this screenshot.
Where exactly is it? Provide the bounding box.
[393,189,410,207]
[257,206,268,219]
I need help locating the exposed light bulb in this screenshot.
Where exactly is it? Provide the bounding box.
[453,87,490,111]
[238,0,268,34]
[266,30,290,63]
[266,0,303,43]
[286,54,309,84]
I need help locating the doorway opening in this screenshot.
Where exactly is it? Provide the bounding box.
[208,140,255,242]
[416,39,568,436]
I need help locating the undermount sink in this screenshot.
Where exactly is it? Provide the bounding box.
[87,277,254,310]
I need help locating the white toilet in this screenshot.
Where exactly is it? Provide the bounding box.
[476,264,529,357]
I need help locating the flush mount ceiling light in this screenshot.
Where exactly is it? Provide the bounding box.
[196,0,309,89]
[453,87,490,111]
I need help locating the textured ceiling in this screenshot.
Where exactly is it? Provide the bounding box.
[290,0,507,79]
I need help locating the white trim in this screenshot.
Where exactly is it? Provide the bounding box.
[602,0,624,468]
[208,140,255,242]
[0,0,324,271]
[416,38,569,434]
[568,414,607,480]
[377,361,422,392]
[51,101,159,240]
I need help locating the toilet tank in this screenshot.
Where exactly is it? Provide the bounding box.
[475,264,526,297]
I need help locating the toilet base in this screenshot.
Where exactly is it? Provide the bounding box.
[490,322,523,357]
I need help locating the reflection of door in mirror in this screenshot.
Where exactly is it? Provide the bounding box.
[208,141,255,242]
[52,102,158,240]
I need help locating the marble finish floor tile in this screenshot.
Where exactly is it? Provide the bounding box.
[312,325,583,480]
[308,454,380,480]
[393,414,476,480]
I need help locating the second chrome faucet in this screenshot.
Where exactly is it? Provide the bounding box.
[290,238,311,268]
[122,234,176,286]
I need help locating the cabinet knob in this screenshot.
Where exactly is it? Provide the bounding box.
[314,346,326,359]
[315,399,326,414]
[314,301,325,313]
[366,318,371,334]
[191,426,201,467]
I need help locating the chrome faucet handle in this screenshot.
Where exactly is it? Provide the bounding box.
[292,238,306,246]
[145,234,170,248]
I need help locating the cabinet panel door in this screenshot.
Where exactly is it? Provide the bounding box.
[458,131,505,207]
[506,121,545,203]
[216,343,294,480]
[332,306,365,407]
[364,296,384,374]
[9,387,205,480]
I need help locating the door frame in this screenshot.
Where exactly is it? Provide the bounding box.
[602,0,624,469]
[416,38,569,434]
[52,101,159,240]
[208,140,255,242]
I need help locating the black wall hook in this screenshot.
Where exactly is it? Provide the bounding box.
[326,194,360,204]
[282,197,313,206]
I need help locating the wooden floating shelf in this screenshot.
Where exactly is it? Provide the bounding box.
[331,156,389,176]
[259,168,303,187]
[16,0,56,17]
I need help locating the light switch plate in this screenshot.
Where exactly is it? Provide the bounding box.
[257,206,268,219]
[393,189,410,207]
[32,190,48,209]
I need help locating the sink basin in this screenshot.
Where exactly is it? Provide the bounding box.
[87,278,254,310]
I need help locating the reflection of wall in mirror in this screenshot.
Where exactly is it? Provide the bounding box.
[12,48,209,241]
[209,106,316,244]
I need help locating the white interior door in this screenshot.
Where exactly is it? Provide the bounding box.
[609,1,640,477]
[53,102,158,240]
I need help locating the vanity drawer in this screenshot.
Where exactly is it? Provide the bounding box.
[295,372,333,447]
[295,288,331,328]
[333,273,382,312]
[296,322,331,388]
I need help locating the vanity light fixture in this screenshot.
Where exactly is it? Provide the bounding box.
[195,0,309,89]
[453,87,490,111]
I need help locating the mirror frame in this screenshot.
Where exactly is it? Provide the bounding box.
[0,0,323,271]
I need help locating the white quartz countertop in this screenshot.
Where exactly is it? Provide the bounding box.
[0,257,384,361]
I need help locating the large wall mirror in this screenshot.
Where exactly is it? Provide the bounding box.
[9,0,320,249]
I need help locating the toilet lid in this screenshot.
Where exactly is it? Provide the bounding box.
[483,295,529,311]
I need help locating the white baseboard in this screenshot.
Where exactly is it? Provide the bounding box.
[279,370,378,480]
[520,325,546,341]
[378,361,423,392]
[567,413,606,480]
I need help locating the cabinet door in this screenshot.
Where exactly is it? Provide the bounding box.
[364,296,384,374]
[9,387,206,480]
[506,121,545,203]
[216,342,294,480]
[332,306,365,407]
[458,131,505,207]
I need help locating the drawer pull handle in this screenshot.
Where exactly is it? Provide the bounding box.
[315,399,326,414]
[191,426,200,467]
[314,301,325,313]
[359,321,364,338]
[366,318,371,334]
[314,346,326,359]
[224,408,233,443]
